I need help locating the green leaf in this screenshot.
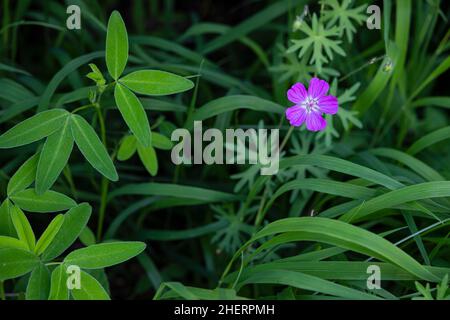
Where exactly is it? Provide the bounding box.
[41,203,92,261]
[191,95,284,126]
[407,126,450,155]
[34,214,65,256]
[37,51,104,112]
[48,265,69,300]
[117,135,137,161]
[237,217,439,282]
[340,181,450,223]
[0,199,16,237]
[106,10,128,80]
[0,235,29,250]
[79,226,96,247]
[10,189,76,213]
[137,144,158,176]
[71,270,110,300]
[26,263,51,300]
[238,269,381,300]
[0,109,69,148]
[70,114,118,181]
[0,248,39,281]
[35,116,74,194]
[114,83,151,147]
[108,182,239,202]
[64,241,146,269]
[119,70,194,96]
[7,153,39,197]
[151,132,173,150]
[10,205,35,251]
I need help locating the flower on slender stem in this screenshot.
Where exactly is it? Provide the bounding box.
[285,77,338,131]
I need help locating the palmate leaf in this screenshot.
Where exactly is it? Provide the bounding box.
[64,241,146,269]
[0,109,69,148]
[106,10,128,80]
[119,70,194,96]
[35,116,74,194]
[287,14,345,72]
[114,83,152,147]
[322,0,367,43]
[70,114,118,181]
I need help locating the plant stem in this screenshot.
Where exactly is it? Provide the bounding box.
[279,125,294,151]
[95,104,109,242]
[0,281,5,300]
[254,125,294,227]
[71,103,95,114]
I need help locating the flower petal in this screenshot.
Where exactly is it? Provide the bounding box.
[306,111,327,131]
[308,77,329,99]
[287,83,308,104]
[286,105,307,127]
[318,95,338,114]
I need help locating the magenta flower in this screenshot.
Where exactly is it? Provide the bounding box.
[285,78,338,131]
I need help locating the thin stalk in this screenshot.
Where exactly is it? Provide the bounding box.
[95,104,109,241]
[0,281,5,300]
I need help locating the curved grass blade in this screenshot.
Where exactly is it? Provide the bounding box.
[243,217,439,282]
[407,126,450,155]
[340,181,450,223]
[108,182,239,202]
[190,95,284,127]
[371,148,444,181]
[237,269,381,300]
[37,51,103,112]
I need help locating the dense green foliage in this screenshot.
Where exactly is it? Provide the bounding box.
[0,0,449,300]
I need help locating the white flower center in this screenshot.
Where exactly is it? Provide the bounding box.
[302,96,319,113]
